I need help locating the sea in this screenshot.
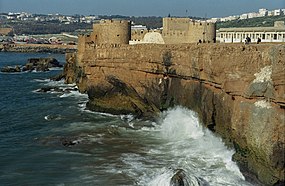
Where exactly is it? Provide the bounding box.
[0,52,254,186]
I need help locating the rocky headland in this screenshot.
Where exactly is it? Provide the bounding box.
[1,57,63,73]
[0,43,76,54]
[64,43,285,185]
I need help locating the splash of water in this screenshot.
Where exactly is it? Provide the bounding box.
[138,106,249,186]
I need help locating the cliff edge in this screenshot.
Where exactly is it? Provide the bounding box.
[65,43,285,185]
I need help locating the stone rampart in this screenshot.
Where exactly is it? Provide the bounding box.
[162,18,216,44]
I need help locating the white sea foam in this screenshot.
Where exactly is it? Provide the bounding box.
[119,106,248,186]
[52,150,92,157]
[59,90,88,99]
[44,114,62,121]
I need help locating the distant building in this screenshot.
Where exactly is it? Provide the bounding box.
[259,8,268,16]
[273,9,282,16]
[239,13,248,20]
[218,21,285,43]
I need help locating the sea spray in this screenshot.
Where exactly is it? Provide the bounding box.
[137,106,249,186]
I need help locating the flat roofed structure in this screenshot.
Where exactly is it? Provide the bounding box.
[218,21,285,43]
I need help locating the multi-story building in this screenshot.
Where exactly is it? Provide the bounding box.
[217,21,285,43]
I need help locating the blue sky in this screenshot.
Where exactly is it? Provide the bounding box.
[0,0,284,17]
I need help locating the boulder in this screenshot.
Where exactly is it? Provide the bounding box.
[23,57,63,72]
[0,65,21,73]
[170,169,209,186]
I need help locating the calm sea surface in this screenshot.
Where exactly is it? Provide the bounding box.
[0,52,254,185]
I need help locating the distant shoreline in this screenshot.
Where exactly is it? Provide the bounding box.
[0,43,77,54]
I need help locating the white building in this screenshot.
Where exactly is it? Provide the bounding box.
[239,13,248,20]
[259,8,268,16]
[273,9,282,16]
[131,25,147,30]
[218,21,285,43]
[248,12,260,19]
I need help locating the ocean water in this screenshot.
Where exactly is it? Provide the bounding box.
[0,52,254,186]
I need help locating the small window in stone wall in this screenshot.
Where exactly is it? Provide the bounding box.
[117,34,120,37]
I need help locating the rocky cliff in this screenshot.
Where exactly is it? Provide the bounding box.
[65,43,285,185]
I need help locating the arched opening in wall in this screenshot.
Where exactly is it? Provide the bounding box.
[95,35,98,40]
[273,34,277,40]
[117,34,120,37]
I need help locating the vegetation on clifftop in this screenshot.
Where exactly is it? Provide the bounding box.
[216,15,285,29]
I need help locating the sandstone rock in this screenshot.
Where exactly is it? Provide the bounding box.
[64,43,285,185]
[86,75,160,119]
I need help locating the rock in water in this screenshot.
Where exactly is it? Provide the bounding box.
[170,169,190,186]
[170,169,209,186]
[0,65,21,73]
[23,57,63,72]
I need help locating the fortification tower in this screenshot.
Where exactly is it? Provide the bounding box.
[162,17,216,44]
[92,19,131,44]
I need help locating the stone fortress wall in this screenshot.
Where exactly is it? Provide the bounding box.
[91,19,131,45]
[79,17,216,47]
[162,17,216,44]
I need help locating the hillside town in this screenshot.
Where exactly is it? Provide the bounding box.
[208,8,285,22]
[0,8,285,45]
[1,8,284,24]
[0,12,98,24]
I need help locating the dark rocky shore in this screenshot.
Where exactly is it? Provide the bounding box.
[0,43,77,54]
[1,57,63,73]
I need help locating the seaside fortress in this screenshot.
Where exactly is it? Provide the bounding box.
[78,17,217,47]
[218,21,285,43]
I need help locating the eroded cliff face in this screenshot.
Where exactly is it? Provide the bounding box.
[65,43,285,185]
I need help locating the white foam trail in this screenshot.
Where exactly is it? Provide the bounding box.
[59,90,88,99]
[160,107,204,140]
[133,106,248,186]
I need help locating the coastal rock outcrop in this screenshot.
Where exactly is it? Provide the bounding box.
[86,75,160,119]
[1,57,63,73]
[0,65,21,73]
[65,43,285,185]
[23,57,63,72]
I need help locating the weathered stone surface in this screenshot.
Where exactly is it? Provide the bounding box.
[64,43,285,185]
[86,75,160,119]
[23,57,62,72]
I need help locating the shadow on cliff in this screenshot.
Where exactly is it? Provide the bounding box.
[86,75,160,119]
